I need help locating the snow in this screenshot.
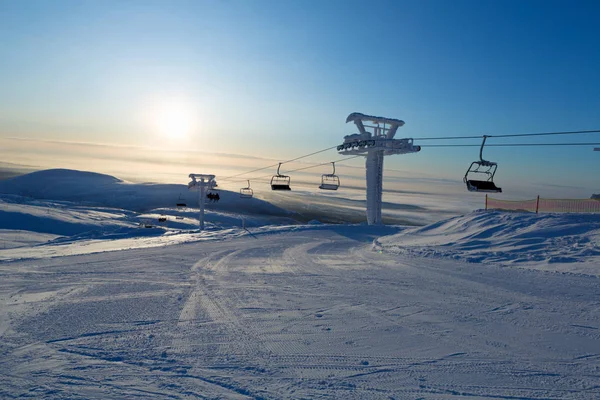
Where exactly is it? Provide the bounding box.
[1,169,599,398]
[376,210,600,276]
[0,168,293,217]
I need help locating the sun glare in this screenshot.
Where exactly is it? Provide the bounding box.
[155,103,193,140]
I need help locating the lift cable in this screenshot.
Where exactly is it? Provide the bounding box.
[222,155,363,184]
[219,145,339,181]
[217,128,600,184]
[281,155,362,175]
[413,129,600,141]
[420,142,600,147]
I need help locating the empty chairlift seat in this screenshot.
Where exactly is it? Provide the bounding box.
[465,177,502,193]
[319,162,340,190]
[176,194,187,208]
[240,180,254,198]
[271,175,291,190]
[463,136,502,193]
[271,163,291,190]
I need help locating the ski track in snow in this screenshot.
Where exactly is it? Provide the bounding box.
[1,227,599,399]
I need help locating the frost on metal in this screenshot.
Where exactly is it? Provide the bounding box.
[338,112,421,225]
[188,174,216,230]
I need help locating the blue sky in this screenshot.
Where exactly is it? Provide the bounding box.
[1,0,599,196]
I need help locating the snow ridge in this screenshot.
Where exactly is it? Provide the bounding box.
[377,210,600,275]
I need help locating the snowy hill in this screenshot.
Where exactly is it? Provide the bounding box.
[0,169,301,254]
[0,194,299,255]
[0,195,137,235]
[0,168,293,217]
[376,210,600,275]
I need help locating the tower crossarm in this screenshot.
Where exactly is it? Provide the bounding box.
[337,138,421,155]
[188,173,216,189]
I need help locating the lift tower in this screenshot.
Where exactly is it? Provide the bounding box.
[188,173,216,230]
[338,113,421,225]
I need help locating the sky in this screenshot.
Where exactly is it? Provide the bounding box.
[1,0,599,199]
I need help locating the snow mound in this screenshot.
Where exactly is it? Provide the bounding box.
[0,168,121,195]
[376,210,600,275]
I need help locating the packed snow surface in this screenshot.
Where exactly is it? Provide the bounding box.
[376,210,600,276]
[1,169,599,398]
[1,225,599,399]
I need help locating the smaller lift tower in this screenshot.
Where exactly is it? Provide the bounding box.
[338,113,421,225]
[188,173,216,230]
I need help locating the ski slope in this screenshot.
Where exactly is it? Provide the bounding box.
[1,225,599,399]
[1,169,599,398]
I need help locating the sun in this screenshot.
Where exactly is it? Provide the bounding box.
[155,103,192,140]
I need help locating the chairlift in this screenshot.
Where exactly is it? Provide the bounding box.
[271,163,291,190]
[176,193,187,208]
[464,135,502,193]
[240,180,254,198]
[206,180,219,197]
[319,162,340,191]
[175,194,186,219]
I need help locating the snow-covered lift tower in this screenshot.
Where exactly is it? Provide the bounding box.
[338,112,421,225]
[188,173,216,230]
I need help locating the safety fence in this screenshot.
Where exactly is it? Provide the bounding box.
[486,195,600,213]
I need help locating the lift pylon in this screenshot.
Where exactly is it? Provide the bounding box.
[188,173,216,230]
[338,112,421,225]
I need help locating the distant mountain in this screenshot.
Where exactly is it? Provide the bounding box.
[0,161,39,181]
[592,194,600,200]
[0,169,122,199]
[0,168,293,217]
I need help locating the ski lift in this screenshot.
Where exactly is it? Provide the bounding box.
[175,194,186,219]
[464,135,502,193]
[240,180,254,198]
[271,163,291,190]
[176,193,187,208]
[206,179,219,196]
[319,162,340,191]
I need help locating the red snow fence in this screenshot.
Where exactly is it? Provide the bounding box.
[486,195,600,214]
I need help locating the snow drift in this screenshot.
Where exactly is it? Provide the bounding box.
[376,210,600,275]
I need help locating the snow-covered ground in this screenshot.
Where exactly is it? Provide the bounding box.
[0,169,294,218]
[1,169,599,398]
[376,210,600,276]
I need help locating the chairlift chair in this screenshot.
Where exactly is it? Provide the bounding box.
[176,193,187,208]
[464,135,502,193]
[319,162,340,190]
[207,180,219,197]
[240,180,254,198]
[175,194,186,219]
[271,163,291,190]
